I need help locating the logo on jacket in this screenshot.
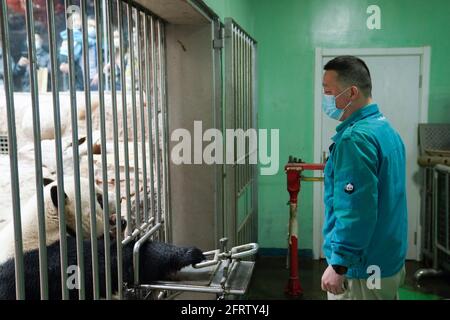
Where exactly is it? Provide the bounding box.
[344,183,354,194]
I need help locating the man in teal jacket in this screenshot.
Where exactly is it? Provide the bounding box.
[321,56,407,300]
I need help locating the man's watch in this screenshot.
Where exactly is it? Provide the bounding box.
[332,265,348,275]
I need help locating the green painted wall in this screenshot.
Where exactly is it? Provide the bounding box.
[205,0,450,251]
[204,0,255,35]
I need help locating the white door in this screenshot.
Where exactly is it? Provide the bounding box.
[316,52,426,261]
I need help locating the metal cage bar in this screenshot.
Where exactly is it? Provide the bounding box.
[158,21,170,242]
[80,0,100,300]
[0,0,25,300]
[152,18,163,229]
[1,0,170,300]
[136,11,149,225]
[24,0,50,300]
[94,0,112,299]
[118,1,133,238]
[224,19,257,247]
[106,0,124,300]
[64,0,85,300]
[144,15,156,224]
[127,2,141,229]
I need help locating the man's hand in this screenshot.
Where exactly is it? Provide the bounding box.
[18,57,29,67]
[321,265,346,295]
[91,73,99,86]
[60,63,69,74]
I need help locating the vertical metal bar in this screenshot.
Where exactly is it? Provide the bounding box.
[224,18,235,249]
[240,31,244,191]
[234,28,239,192]
[232,26,238,245]
[128,2,141,229]
[235,28,240,193]
[47,0,69,300]
[81,0,102,300]
[432,169,438,269]
[145,15,156,222]
[107,0,122,300]
[252,40,258,244]
[136,11,149,224]
[152,18,162,228]
[243,35,246,188]
[119,1,132,237]
[149,16,158,224]
[102,0,109,91]
[94,0,112,299]
[211,19,223,249]
[116,0,131,299]
[245,36,249,187]
[243,35,247,188]
[0,0,25,300]
[240,32,245,189]
[80,0,100,300]
[248,38,252,187]
[237,30,241,191]
[249,39,253,186]
[446,173,449,250]
[159,21,170,242]
[64,0,85,300]
[24,0,49,300]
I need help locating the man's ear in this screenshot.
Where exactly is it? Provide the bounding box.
[351,86,359,99]
[50,185,68,208]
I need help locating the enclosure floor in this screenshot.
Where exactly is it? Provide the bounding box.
[245,256,450,300]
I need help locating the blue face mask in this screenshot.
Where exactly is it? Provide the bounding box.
[322,87,352,121]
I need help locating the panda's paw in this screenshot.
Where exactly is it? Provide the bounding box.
[181,247,206,267]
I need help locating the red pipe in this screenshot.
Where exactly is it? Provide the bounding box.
[285,169,302,296]
[286,235,302,296]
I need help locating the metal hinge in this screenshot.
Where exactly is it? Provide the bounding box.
[414,231,417,245]
[419,75,422,89]
[213,39,223,49]
[213,27,224,49]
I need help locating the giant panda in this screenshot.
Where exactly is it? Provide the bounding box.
[0,177,206,300]
[0,235,206,299]
[0,176,117,265]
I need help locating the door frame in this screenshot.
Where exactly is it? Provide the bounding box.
[312,47,431,261]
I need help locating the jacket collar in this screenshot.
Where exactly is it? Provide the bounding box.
[332,103,380,142]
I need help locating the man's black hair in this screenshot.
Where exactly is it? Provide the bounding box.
[324,55,372,98]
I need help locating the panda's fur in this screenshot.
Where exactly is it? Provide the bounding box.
[0,236,205,300]
[0,176,117,265]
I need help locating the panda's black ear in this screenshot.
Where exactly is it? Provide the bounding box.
[43,178,54,186]
[50,185,68,208]
[78,136,87,145]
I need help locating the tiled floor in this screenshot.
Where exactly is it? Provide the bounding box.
[246,256,450,300]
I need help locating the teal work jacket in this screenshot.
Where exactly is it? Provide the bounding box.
[323,103,408,279]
